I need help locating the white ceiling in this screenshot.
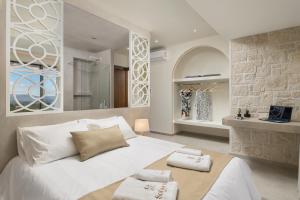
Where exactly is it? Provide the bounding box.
[64,4,129,53]
[85,0,217,48]
[186,0,300,39]
[65,0,300,50]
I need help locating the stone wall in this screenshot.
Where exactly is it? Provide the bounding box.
[231,127,299,165]
[230,26,300,166]
[231,26,300,120]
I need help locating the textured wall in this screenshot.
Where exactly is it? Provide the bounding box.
[231,26,300,120]
[230,26,300,166]
[231,127,299,166]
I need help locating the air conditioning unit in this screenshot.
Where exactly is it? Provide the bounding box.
[150,49,168,62]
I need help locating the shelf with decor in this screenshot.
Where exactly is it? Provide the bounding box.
[172,46,230,136]
[173,75,230,84]
[174,119,229,130]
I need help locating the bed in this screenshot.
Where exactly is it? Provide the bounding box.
[0,116,260,200]
[0,135,260,200]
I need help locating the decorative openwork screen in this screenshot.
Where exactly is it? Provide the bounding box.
[129,32,150,107]
[7,0,63,115]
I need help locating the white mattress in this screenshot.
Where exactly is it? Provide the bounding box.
[0,136,260,200]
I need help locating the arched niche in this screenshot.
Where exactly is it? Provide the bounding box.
[172,46,230,137]
[173,46,229,79]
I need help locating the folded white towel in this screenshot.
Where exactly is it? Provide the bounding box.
[176,148,202,156]
[134,169,173,183]
[167,152,212,172]
[112,177,178,200]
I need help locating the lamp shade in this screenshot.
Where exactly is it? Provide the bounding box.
[134,119,150,132]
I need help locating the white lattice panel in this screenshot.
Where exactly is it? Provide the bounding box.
[7,0,63,114]
[129,32,150,107]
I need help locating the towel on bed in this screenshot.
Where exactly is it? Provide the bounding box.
[80,150,234,200]
[167,152,212,172]
[112,177,178,200]
[133,169,173,183]
[176,148,202,156]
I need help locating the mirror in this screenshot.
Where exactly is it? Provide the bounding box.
[64,4,130,111]
[8,0,149,115]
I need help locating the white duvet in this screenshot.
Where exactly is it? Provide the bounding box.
[0,136,260,200]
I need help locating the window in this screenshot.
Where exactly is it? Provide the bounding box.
[9,62,59,112]
[7,0,63,115]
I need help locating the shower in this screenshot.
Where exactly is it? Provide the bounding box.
[73,57,110,111]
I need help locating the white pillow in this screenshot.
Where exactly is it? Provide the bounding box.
[117,116,137,139]
[80,116,137,139]
[17,128,27,161]
[18,120,88,165]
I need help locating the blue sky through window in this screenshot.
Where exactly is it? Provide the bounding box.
[10,72,56,96]
[10,73,40,96]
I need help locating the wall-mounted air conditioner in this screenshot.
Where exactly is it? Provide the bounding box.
[150,49,168,62]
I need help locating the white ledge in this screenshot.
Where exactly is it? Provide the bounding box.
[174,119,230,130]
[222,116,300,134]
[173,75,229,84]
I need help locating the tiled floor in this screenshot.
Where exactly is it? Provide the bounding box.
[149,132,298,200]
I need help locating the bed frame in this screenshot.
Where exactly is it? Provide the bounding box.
[0,107,150,173]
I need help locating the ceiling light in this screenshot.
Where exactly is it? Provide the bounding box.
[154,40,159,43]
[91,37,97,40]
[193,29,197,33]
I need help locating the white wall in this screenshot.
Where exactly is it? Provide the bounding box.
[113,52,129,68]
[150,35,229,134]
[174,47,229,78]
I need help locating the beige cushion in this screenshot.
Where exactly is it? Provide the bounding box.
[71,126,129,161]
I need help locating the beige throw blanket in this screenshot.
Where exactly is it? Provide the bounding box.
[80,150,233,200]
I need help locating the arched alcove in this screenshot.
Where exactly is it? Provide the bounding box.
[172,46,230,136]
[174,46,229,79]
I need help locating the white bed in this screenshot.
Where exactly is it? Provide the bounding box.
[0,136,260,200]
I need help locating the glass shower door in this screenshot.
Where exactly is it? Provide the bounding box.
[73,58,110,110]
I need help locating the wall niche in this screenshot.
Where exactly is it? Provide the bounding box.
[173,46,230,137]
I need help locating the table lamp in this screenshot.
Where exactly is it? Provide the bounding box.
[134,119,150,135]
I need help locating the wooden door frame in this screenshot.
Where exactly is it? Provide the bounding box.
[114,66,129,108]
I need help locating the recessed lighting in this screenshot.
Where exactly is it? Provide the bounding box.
[91,37,97,40]
[193,29,197,33]
[154,39,159,43]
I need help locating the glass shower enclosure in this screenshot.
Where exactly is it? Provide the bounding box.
[73,58,110,110]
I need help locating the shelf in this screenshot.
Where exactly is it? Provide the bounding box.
[173,75,229,84]
[74,94,92,97]
[174,119,230,130]
[222,116,300,134]
[74,91,92,96]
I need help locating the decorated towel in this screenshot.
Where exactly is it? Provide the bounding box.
[167,153,212,172]
[134,169,173,183]
[112,177,178,200]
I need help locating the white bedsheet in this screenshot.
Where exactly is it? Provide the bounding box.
[0,136,260,200]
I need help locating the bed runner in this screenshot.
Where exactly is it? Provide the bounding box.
[80,150,233,200]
